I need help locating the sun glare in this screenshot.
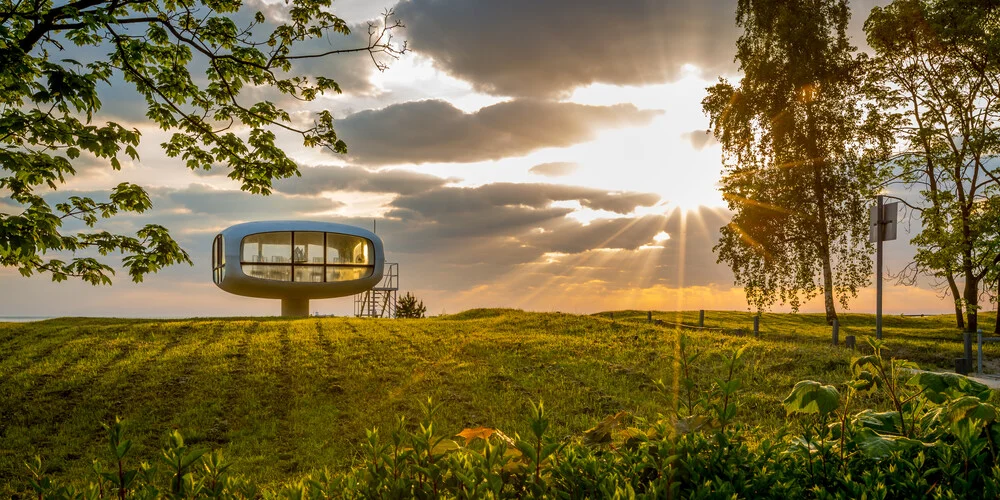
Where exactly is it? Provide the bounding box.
[563,79,727,214]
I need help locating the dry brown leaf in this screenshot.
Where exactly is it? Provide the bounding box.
[456,427,495,443]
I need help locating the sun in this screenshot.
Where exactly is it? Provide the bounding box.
[563,77,728,214]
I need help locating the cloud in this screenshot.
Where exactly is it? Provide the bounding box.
[91,0,390,126]
[386,183,659,219]
[529,162,580,177]
[393,0,740,97]
[336,99,661,165]
[683,129,718,150]
[274,165,457,195]
[162,184,344,218]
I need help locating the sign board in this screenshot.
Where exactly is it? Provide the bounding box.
[869,201,898,243]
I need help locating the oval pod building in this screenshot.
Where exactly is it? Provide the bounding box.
[211,221,385,317]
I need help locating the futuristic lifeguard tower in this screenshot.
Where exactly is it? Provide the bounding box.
[212,221,385,316]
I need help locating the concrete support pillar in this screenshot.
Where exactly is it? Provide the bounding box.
[281,298,310,317]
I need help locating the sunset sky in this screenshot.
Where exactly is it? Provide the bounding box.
[1,0,981,318]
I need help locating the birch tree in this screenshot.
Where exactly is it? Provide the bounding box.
[703,0,888,323]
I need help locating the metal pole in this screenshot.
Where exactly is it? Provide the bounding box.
[876,195,884,340]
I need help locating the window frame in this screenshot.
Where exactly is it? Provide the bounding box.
[212,234,225,284]
[239,231,375,283]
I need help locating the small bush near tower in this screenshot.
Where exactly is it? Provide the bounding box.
[398,292,427,318]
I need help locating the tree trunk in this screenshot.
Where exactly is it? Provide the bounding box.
[805,110,837,325]
[995,278,999,335]
[947,273,965,330]
[821,250,838,325]
[964,276,978,333]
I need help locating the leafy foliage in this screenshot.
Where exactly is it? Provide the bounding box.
[865,0,1000,333]
[0,0,404,285]
[702,0,890,323]
[397,291,426,318]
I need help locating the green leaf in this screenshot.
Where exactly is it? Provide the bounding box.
[907,371,992,404]
[783,380,840,416]
[854,428,928,459]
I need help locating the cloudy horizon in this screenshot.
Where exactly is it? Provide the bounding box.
[2,0,984,319]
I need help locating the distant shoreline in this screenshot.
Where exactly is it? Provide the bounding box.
[0,316,53,322]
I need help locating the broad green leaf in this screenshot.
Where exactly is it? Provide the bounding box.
[783,380,841,417]
[854,428,925,459]
[907,371,992,404]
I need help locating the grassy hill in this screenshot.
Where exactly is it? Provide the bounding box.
[0,309,995,495]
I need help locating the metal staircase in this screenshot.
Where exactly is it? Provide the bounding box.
[354,263,398,318]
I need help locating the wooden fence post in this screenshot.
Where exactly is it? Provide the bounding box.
[753,315,760,337]
[832,319,839,346]
[699,310,705,328]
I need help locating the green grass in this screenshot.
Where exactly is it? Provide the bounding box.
[0,309,995,495]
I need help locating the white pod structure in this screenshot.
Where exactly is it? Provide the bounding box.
[211,221,384,317]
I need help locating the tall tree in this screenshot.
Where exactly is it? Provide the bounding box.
[703,0,887,323]
[866,0,1000,333]
[0,0,404,284]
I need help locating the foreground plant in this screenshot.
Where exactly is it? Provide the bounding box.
[22,338,1000,498]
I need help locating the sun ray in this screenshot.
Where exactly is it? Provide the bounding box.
[722,192,796,215]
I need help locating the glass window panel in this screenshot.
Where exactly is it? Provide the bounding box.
[212,236,219,269]
[242,264,292,281]
[293,232,325,264]
[218,235,225,268]
[242,232,291,263]
[294,266,325,283]
[326,234,372,265]
[326,266,373,282]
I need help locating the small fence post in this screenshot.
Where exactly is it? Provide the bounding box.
[699,310,705,328]
[753,315,760,337]
[610,312,614,322]
[978,329,984,375]
[647,311,652,323]
[832,319,839,346]
[845,335,856,349]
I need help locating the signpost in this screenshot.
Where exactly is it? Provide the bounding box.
[870,195,898,339]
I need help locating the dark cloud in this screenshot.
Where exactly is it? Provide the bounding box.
[274,165,456,195]
[529,162,580,177]
[11,182,745,315]
[387,183,659,219]
[365,205,733,291]
[162,184,343,218]
[336,99,661,165]
[393,0,741,97]
[684,129,718,150]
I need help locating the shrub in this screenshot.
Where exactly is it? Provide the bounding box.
[397,292,427,318]
[20,337,1000,498]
